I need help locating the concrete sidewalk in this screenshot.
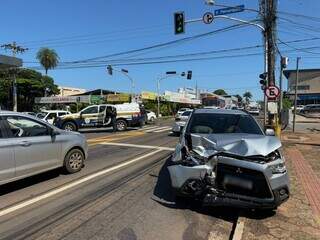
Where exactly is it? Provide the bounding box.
[240,131,320,240]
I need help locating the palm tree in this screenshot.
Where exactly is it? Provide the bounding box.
[243,91,253,106]
[36,48,59,75]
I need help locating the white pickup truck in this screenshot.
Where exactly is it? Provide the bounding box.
[54,103,144,131]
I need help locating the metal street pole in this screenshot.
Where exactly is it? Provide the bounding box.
[293,57,300,133]
[157,78,161,117]
[264,35,268,128]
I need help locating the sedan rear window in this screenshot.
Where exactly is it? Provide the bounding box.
[186,113,263,135]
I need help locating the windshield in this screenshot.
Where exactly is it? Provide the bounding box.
[182,111,192,116]
[36,112,47,119]
[186,113,263,135]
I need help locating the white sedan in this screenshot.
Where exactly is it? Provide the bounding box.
[37,110,71,125]
[172,110,192,135]
[146,110,157,122]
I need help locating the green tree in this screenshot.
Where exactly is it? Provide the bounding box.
[282,97,292,110]
[213,89,227,96]
[0,68,60,111]
[36,48,59,75]
[234,94,243,103]
[243,91,253,105]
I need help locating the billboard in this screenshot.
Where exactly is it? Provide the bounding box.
[164,91,201,104]
[107,94,130,102]
[141,91,157,100]
[35,96,90,104]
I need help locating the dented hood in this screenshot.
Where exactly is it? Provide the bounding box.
[190,133,281,157]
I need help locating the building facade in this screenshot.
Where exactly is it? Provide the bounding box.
[284,69,320,105]
[58,86,86,96]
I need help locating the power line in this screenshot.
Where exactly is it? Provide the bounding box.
[20,24,171,46]
[277,10,320,23]
[63,22,255,64]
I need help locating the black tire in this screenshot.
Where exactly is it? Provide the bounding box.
[150,116,155,122]
[63,121,77,131]
[63,149,84,174]
[116,119,127,131]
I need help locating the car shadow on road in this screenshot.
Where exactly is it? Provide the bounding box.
[152,158,276,222]
[0,169,61,196]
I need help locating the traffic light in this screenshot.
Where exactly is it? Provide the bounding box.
[107,65,113,75]
[187,70,192,80]
[259,72,267,90]
[174,12,185,34]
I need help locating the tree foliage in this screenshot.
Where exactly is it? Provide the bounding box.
[36,48,59,74]
[213,89,227,96]
[0,68,59,111]
[234,94,243,103]
[243,91,253,105]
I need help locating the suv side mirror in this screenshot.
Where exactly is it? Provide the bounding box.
[265,128,275,136]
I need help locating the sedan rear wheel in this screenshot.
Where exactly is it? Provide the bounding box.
[64,149,84,173]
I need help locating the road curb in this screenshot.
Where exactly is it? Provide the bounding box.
[231,217,245,240]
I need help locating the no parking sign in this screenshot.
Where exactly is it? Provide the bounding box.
[265,86,280,100]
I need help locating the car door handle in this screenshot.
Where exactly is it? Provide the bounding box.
[19,141,32,147]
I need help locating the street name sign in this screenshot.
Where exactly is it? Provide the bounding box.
[203,12,214,24]
[265,86,280,100]
[214,5,245,16]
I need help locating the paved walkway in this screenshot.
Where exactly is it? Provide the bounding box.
[240,132,320,240]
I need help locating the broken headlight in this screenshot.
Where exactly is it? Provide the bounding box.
[180,147,206,166]
[269,162,287,174]
[266,149,282,161]
[267,149,286,174]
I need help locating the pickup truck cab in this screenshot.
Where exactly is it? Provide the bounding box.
[54,103,144,132]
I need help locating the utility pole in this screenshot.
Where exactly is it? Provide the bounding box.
[1,42,28,112]
[260,0,278,126]
[292,57,300,133]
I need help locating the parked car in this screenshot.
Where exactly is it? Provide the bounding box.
[290,105,304,113]
[0,111,88,186]
[247,106,260,115]
[36,110,71,125]
[146,110,157,122]
[175,108,191,120]
[168,108,289,210]
[300,104,320,115]
[172,110,192,135]
[54,103,144,132]
[22,112,37,116]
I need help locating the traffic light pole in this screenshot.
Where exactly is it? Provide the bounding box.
[157,74,179,118]
[182,14,268,128]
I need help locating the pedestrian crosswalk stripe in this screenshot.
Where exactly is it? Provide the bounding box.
[140,125,161,131]
[153,127,172,133]
[145,126,170,133]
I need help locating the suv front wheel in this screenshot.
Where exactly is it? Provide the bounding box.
[63,121,77,131]
[116,119,127,131]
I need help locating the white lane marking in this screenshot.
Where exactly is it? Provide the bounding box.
[99,142,175,151]
[145,126,170,133]
[153,127,172,133]
[140,125,162,131]
[0,149,163,218]
[232,218,245,240]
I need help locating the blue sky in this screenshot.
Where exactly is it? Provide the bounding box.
[1,0,320,100]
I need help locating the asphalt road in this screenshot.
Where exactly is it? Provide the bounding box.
[0,119,236,240]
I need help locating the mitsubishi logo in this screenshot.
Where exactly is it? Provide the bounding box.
[236,168,243,174]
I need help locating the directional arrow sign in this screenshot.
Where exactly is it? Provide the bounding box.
[214,5,245,16]
[203,12,214,24]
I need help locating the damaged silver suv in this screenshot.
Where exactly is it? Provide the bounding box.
[168,109,289,210]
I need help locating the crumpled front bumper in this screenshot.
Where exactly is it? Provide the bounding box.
[168,156,290,209]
